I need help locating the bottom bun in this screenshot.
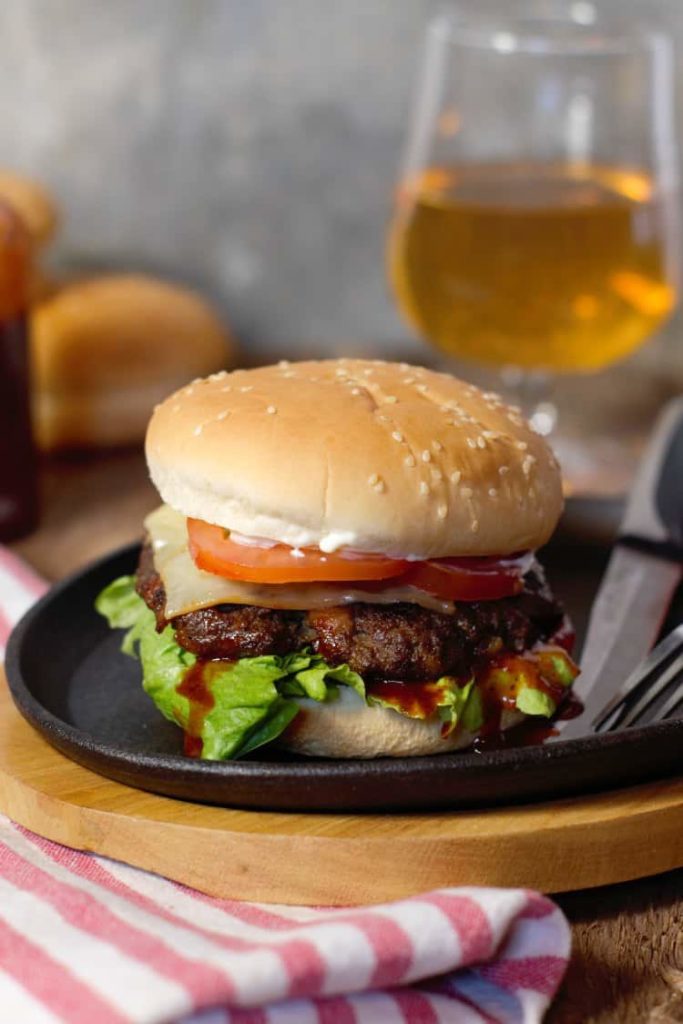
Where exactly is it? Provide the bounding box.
[279,686,524,759]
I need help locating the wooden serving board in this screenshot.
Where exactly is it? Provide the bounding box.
[0,681,681,904]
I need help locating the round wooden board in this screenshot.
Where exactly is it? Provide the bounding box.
[0,680,681,904]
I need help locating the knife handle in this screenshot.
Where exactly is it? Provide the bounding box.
[620,396,683,563]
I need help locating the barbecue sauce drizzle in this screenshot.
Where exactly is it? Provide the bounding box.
[176,643,579,757]
[176,661,218,756]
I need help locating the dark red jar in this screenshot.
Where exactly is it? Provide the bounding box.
[0,203,38,540]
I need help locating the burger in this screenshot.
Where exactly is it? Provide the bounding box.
[96,359,578,760]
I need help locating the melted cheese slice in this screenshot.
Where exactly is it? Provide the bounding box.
[146,504,456,617]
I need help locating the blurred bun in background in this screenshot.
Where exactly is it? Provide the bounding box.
[0,169,61,301]
[0,169,59,249]
[32,274,235,451]
[0,168,237,452]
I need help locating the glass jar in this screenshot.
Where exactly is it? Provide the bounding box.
[0,202,38,540]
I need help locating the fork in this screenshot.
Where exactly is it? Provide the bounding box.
[587,623,683,733]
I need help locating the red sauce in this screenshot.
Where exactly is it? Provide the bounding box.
[473,719,559,752]
[555,692,583,721]
[367,679,447,719]
[183,734,203,757]
[177,661,220,757]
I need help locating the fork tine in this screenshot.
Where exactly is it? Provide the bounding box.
[592,624,683,730]
[654,678,683,722]
[606,648,683,730]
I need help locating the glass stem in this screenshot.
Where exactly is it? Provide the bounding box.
[500,366,557,436]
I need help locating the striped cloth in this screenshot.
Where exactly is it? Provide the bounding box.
[0,547,571,1024]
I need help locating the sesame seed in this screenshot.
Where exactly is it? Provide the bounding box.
[516,441,528,451]
[363,368,374,376]
[266,405,277,414]
[404,455,416,468]
[335,367,348,377]
[416,383,428,393]
[499,466,510,476]
[471,520,480,533]
[399,362,410,371]
[278,359,290,367]
[374,479,386,493]
[368,473,380,486]
[240,386,253,393]
[421,450,431,463]
[221,385,232,392]
[282,371,296,378]
[509,405,522,415]
[437,504,448,519]
[193,425,203,436]
[384,395,397,403]
[466,438,477,450]
[419,481,430,496]
[432,440,444,452]
[403,376,415,384]
[482,430,498,440]
[185,387,194,396]
[351,387,361,395]
[216,410,229,420]
[477,436,486,449]
[488,487,498,498]
[461,486,473,499]
[450,470,462,484]
[431,468,443,482]
[391,431,404,442]
[522,455,536,475]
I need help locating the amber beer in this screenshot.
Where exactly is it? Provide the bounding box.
[388,162,676,372]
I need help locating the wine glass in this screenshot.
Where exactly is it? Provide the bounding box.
[387,2,679,441]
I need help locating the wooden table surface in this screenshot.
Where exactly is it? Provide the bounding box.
[11,450,683,1023]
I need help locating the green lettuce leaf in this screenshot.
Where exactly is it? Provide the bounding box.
[461,684,484,733]
[96,576,363,759]
[516,687,556,717]
[96,575,147,630]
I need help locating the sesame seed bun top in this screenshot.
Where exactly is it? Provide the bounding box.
[145,359,563,559]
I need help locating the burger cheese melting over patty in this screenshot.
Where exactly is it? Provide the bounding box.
[96,359,578,760]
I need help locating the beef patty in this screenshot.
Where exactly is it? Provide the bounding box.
[136,542,564,681]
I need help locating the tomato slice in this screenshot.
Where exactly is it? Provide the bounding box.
[187,519,410,583]
[187,518,530,598]
[399,557,524,601]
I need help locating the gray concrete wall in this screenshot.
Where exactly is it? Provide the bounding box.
[0,0,677,364]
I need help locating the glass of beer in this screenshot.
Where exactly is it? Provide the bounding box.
[388,3,679,437]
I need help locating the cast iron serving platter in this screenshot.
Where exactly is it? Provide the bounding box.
[6,525,683,812]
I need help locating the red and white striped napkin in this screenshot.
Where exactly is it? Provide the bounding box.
[0,548,571,1024]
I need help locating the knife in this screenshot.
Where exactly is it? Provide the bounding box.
[559,397,683,739]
